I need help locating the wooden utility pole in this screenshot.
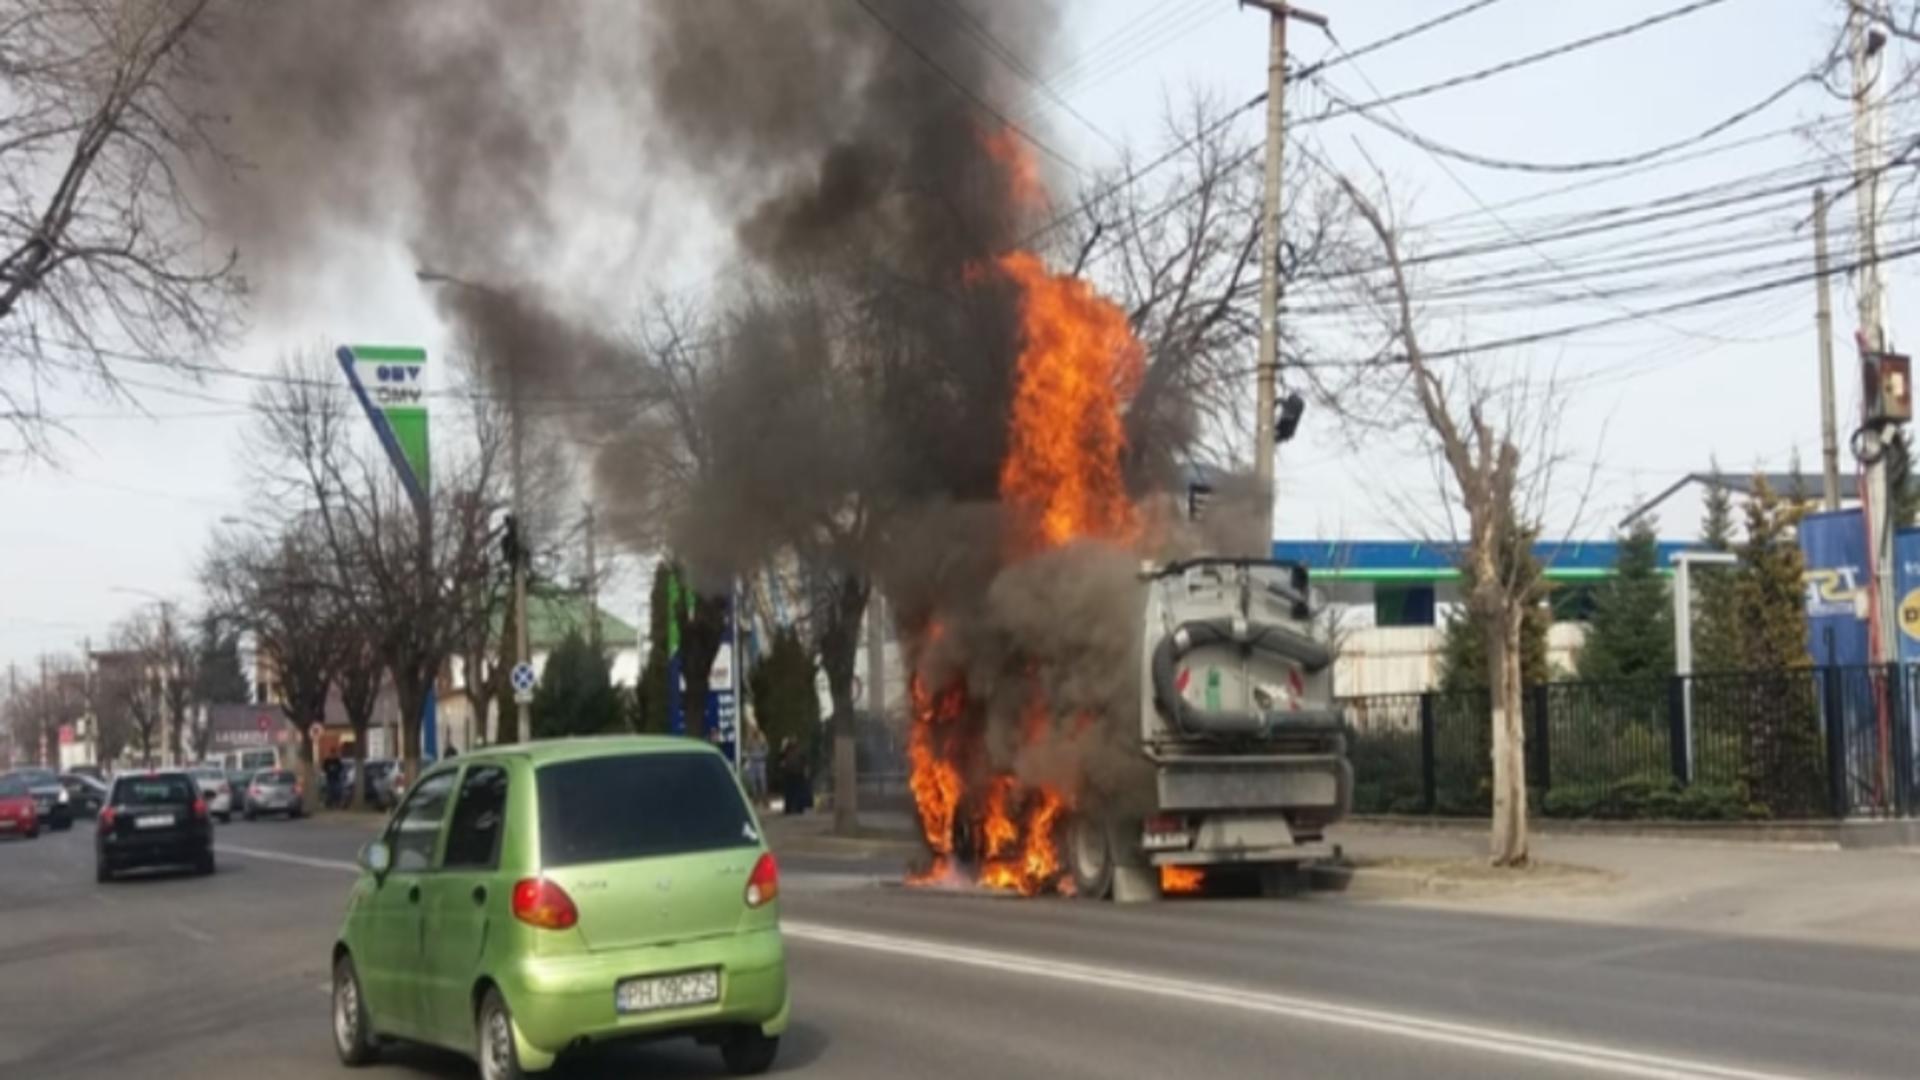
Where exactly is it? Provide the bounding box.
[1244,0,1326,557]
[1814,188,1842,511]
[583,502,600,649]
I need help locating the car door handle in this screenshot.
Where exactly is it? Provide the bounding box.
[407,883,421,904]
[471,884,487,906]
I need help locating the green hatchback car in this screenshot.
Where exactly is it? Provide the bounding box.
[330,737,788,1078]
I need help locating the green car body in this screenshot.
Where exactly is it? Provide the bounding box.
[331,736,788,1076]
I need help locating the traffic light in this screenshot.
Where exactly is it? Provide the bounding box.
[501,514,520,566]
[1275,392,1305,445]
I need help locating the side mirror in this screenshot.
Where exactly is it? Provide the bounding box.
[359,840,392,877]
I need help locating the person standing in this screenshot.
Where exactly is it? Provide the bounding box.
[744,725,769,806]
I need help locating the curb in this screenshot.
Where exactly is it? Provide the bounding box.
[1341,815,1920,850]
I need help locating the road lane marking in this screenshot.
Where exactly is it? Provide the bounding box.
[208,844,1816,1079]
[217,845,356,872]
[782,921,1819,1080]
[171,921,214,944]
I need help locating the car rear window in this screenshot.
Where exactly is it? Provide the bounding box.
[0,775,26,797]
[259,770,295,784]
[114,776,198,806]
[536,752,756,867]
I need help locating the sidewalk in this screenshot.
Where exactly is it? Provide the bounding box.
[1331,823,1920,951]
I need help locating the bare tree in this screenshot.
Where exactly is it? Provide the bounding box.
[0,0,239,457]
[201,521,346,809]
[103,615,169,766]
[1332,176,1571,867]
[334,634,381,808]
[1055,93,1342,471]
[247,352,507,780]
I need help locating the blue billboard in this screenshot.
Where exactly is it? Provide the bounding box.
[1799,509,1870,667]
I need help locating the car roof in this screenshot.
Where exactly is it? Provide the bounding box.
[448,734,722,770]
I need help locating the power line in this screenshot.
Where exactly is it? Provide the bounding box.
[1300,0,1510,79]
[849,0,1083,175]
[1302,0,1737,127]
[929,0,1120,150]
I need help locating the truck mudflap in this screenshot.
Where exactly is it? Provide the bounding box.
[1151,617,1341,737]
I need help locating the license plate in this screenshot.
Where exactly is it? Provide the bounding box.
[0,819,14,830]
[135,814,174,829]
[615,969,720,1014]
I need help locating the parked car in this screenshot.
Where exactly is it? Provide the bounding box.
[185,765,235,823]
[96,771,215,880]
[245,769,305,820]
[330,738,787,1079]
[0,773,39,839]
[227,769,258,813]
[59,773,108,818]
[3,767,71,831]
[361,759,404,810]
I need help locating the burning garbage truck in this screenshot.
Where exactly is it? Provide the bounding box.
[896,251,1351,903]
[904,550,1351,903]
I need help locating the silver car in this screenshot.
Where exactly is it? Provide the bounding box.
[186,765,235,823]
[243,769,305,820]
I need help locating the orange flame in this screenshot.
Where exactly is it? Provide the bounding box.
[907,675,963,860]
[996,250,1144,554]
[1160,865,1205,895]
[904,125,1149,899]
[982,125,1047,213]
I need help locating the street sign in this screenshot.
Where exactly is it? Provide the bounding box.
[337,345,430,517]
[308,723,323,745]
[511,661,537,705]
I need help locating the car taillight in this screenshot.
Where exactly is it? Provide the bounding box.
[745,852,780,908]
[511,878,578,930]
[191,797,208,820]
[98,807,116,831]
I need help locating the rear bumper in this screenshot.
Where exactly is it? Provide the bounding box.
[99,830,211,867]
[498,925,788,1064]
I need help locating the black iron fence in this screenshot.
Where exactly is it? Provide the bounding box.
[1344,665,1920,821]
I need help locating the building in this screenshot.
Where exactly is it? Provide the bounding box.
[1272,538,1695,696]
[440,591,641,749]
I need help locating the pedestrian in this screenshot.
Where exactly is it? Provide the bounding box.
[322,754,344,809]
[780,737,811,816]
[744,725,769,806]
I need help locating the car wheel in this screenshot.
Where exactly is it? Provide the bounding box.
[332,953,379,1067]
[26,825,39,840]
[54,817,72,832]
[196,851,216,876]
[477,988,526,1080]
[218,812,232,824]
[245,808,257,822]
[95,859,111,883]
[720,1030,780,1076]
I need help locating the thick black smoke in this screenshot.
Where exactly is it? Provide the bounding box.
[196,1,1207,818]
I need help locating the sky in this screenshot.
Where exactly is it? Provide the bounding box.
[0,0,1894,675]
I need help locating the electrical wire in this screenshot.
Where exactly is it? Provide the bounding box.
[849,0,1084,175]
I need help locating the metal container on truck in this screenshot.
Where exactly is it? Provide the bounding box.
[1061,557,1350,901]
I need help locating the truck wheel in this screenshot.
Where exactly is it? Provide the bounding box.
[1259,862,1306,899]
[1065,813,1114,900]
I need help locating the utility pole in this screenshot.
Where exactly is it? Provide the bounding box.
[39,654,50,768]
[1850,3,1897,672]
[1814,187,1842,511]
[583,502,600,649]
[1244,0,1326,558]
[510,388,531,740]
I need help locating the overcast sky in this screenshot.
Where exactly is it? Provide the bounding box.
[0,0,1889,674]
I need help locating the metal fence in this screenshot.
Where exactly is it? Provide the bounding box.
[1343,665,1920,821]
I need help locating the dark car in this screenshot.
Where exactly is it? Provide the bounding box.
[96,772,215,881]
[59,773,108,818]
[4,767,72,831]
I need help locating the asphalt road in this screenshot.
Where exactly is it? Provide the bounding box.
[1,817,1915,1079]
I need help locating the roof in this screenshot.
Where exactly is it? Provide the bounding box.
[1271,539,1697,581]
[1621,471,1856,527]
[495,591,639,650]
[451,734,718,767]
